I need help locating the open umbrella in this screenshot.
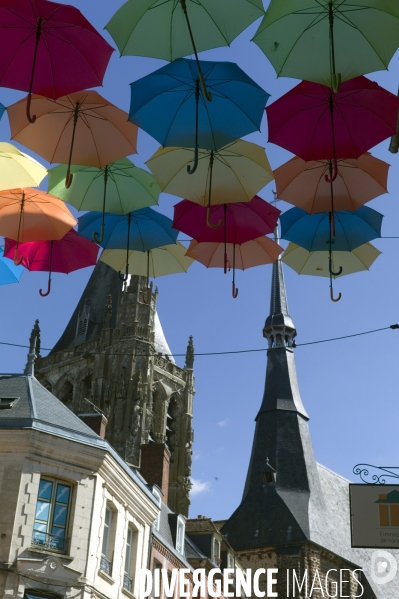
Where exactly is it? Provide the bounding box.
[274,153,389,213]
[0,142,47,190]
[130,59,269,174]
[0,246,24,286]
[4,229,99,296]
[8,91,138,188]
[101,243,193,302]
[147,140,274,226]
[186,236,282,297]
[48,160,160,243]
[106,0,263,99]
[253,0,399,91]
[0,188,77,264]
[282,241,381,302]
[173,196,280,272]
[0,0,113,123]
[266,77,399,182]
[78,208,179,282]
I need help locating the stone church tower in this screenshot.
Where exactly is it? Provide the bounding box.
[34,261,195,516]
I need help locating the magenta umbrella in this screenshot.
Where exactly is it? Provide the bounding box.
[266,76,399,182]
[4,229,99,296]
[173,196,280,277]
[0,0,114,123]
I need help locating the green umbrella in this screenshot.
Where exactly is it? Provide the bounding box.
[105,0,264,100]
[282,241,381,302]
[253,1,399,90]
[48,159,160,243]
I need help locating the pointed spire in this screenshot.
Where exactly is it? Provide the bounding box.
[25,320,39,376]
[185,335,194,369]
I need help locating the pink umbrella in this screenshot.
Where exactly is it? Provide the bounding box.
[173,196,280,274]
[266,77,399,182]
[4,229,99,296]
[0,0,114,122]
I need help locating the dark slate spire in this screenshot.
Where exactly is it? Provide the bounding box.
[221,228,324,550]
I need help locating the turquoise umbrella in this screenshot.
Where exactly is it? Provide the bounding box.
[0,246,24,285]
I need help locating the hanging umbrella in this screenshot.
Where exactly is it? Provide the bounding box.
[106,0,263,99]
[0,188,77,264]
[186,236,282,298]
[173,197,280,271]
[282,241,381,302]
[0,0,113,123]
[4,229,99,296]
[147,140,274,227]
[130,59,269,175]
[78,208,179,282]
[0,142,47,190]
[274,153,389,213]
[101,242,194,302]
[48,160,160,243]
[266,77,399,181]
[7,91,138,188]
[253,0,399,91]
[0,246,24,286]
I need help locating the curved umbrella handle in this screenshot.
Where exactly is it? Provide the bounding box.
[329,263,343,277]
[119,271,129,282]
[330,285,342,303]
[39,278,51,297]
[199,71,212,102]
[232,282,238,298]
[187,144,199,175]
[206,204,222,229]
[92,224,105,245]
[13,247,23,266]
[26,93,36,124]
[65,169,73,189]
[331,72,341,93]
[325,157,338,183]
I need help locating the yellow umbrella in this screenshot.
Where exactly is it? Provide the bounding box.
[101,242,193,302]
[0,143,47,190]
[146,140,274,227]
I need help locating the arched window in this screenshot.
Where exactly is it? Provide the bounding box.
[82,373,92,398]
[166,396,179,459]
[59,380,73,404]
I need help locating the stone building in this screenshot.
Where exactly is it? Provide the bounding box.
[0,345,159,599]
[220,246,399,598]
[34,263,195,517]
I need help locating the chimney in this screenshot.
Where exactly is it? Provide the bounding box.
[140,444,171,505]
[78,412,108,439]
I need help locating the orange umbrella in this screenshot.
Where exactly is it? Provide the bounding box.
[186,236,282,298]
[274,153,389,214]
[0,188,77,264]
[7,91,138,188]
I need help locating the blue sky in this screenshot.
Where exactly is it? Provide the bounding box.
[0,1,398,521]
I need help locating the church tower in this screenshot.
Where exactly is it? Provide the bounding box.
[34,261,195,516]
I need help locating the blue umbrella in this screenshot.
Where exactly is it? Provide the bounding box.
[129,58,269,174]
[280,206,383,302]
[0,247,24,285]
[78,207,179,281]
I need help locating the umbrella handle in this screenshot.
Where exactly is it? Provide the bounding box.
[206,205,222,229]
[330,283,342,303]
[39,278,51,297]
[13,247,23,266]
[325,157,338,183]
[232,282,238,299]
[329,262,343,277]
[224,252,228,274]
[199,72,212,102]
[187,145,199,175]
[119,271,129,282]
[92,225,105,245]
[180,0,212,103]
[142,287,151,304]
[65,169,73,189]
[26,93,36,124]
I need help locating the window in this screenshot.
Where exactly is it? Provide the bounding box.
[59,380,73,404]
[152,488,162,531]
[123,526,134,592]
[100,506,113,576]
[213,537,221,564]
[175,516,185,555]
[32,478,71,553]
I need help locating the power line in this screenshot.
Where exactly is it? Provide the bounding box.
[1,324,398,358]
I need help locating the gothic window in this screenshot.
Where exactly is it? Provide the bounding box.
[82,374,92,399]
[166,395,179,459]
[59,380,73,404]
[32,478,72,554]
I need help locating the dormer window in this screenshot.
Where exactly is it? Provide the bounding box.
[152,488,162,531]
[176,515,185,555]
[213,537,221,564]
[262,458,276,485]
[0,396,19,409]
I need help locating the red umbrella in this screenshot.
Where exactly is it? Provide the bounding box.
[4,229,99,296]
[266,77,399,182]
[0,0,114,122]
[173,196,280,274]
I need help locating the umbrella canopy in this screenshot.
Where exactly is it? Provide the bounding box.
[106,0,264,62]
[4,229,99,295]
[48,160,160,243]
[266,77,399,164]
[8,91,138,187]
[147,140,274,206]
[0,142,47,190]
[280,206,383,252]
[101,243,194,279]
[173,197,280,244]
[274,154,390,213]
[253,0,399,89]
[0,188,77,263]
[0,0,114,123]
[129,59,269,159]
[282,241,381,278]
[0,246,24,286]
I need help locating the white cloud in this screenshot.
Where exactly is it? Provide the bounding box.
[191,478,211,496]
[217,419,229,427]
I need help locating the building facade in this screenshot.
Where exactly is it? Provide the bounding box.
[35,263,195,517]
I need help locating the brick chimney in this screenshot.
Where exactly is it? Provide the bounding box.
[78,412,108,439]
[140,444,171,505]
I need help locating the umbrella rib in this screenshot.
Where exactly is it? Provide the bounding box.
[162,88,195,146]
[81,112,102,168]
[48,110,75,164]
